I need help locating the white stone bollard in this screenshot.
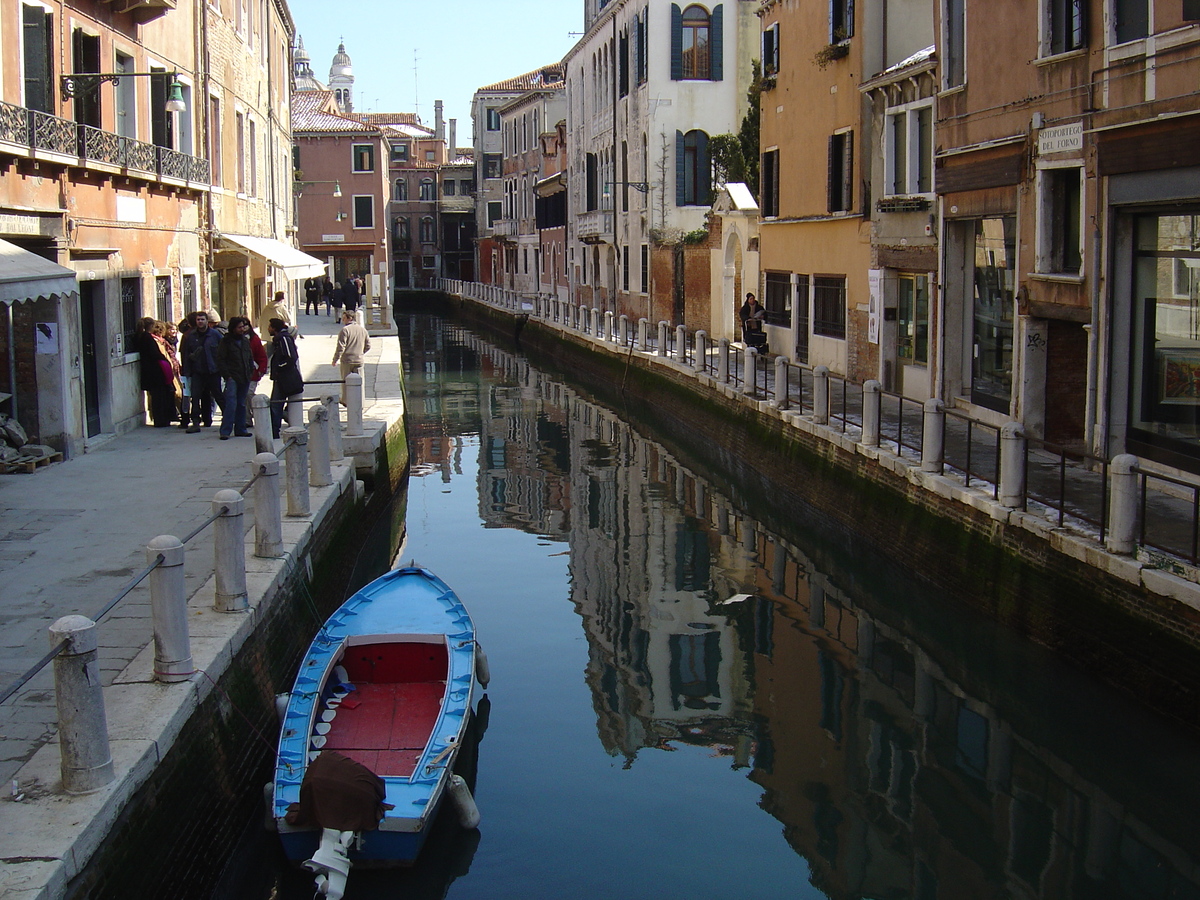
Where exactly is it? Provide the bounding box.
[676,325,687,362]
[308,404,333,487]
[862,380,882,447]
[619,314,629,345]
[814,366,830,425]
[718,338,730,384]
[657,321,669,356]
[999,422,1027,508]
[251,393,272,453]
[212,490,248,612]
[774,356,790,408]
[283,426,310,517]
[253,452,283,558]
[345,372,364,437]
[744,348,758,396]
[146,534,193,681]
[921,398,946,474]
[322,392,344,461]
[637,317,649,351]
[285,391,303,434]
[605,310,615,342]
[591,307,601,336]
[49,615,114,794]
[1107,454,1140,555]
[695,331,708,373]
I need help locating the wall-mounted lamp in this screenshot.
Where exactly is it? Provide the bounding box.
[295,179,342,198]
[62,70,186,112]
[603,181,650,196]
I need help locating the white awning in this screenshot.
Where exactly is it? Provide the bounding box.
[0,239,79,305]
[218,233,328,278]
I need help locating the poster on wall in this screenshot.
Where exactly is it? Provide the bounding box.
[868,269,882,345]
[35,323,56,354]
[1159,346,1200,405]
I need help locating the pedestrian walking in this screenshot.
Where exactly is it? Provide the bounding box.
[268,318,303,439]
[215,316,257,440]
[343,275,360,314]
[258,290,295,353]
[331,309,371,405]
[180,311,223,432]
[322,276,334,315]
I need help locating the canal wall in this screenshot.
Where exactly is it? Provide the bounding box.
[436,293,1200,729]
[0,317,410,900]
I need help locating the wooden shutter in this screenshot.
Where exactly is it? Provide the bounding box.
[676,130,686,206]
[23,6,53,114]
[827,135,838,213]
[698,130,712,204]
[710,5,724,81]
[670,4,683,81]
[842,130,854,212]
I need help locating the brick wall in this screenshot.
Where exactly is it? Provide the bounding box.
[1045,319,1088,447]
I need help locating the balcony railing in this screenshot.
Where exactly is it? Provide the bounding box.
[2,100,209,186]
[577,209,613,243]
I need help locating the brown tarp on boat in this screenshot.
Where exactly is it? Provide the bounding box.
[285,750,392,832]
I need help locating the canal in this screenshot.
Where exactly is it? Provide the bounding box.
[225,310,1200,899]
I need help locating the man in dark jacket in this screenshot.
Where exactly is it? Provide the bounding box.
[215,316,256,439]
[180,311,223,432]
[342,274,360,313]
[268,319,303,439]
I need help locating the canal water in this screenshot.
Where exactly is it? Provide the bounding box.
[225,311,1200,899]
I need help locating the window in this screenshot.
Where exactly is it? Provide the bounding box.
[71,29,101,128]
[394,216,409,247]
[486,107,501,131]
[762,148,780,218]
[249,118,257,195]
[352,143,375,172]
[487,201,501,227]
[827,131,853,213]
[1046,0,1086,55]
[115,53,136,139]
[419,178,435,201]
[420,216,435,243]
[830,0,854,41]
[619,30,630,97]
[1113,0,1149,43]
[394,178,407,201]
[425,150,435,162]
[236,111,245,192]
[422,255,436,269]
[443,179,456,196]
[22,3,54,114]
[676,129,711,206]
[944,0,965,87]
[390,142,409,163]
[637,8,649,85]
[885,103,933,196]
[764,272,791,326]
[897,273,930,364]
[641,244,649,293]
[623,246,630,291]
[1039,167,1082,274]
[353,195,374,228]
[813,275,846,339]
[155,275,172,321]
[671,3,723,81]
[763,21,780,74]
[151,70,175,149]
[484,153,502,179]
[208,96,221,184]
[586,153,599,210]
[121,277,141,353]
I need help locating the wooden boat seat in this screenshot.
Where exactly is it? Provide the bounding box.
[324,641,448,778]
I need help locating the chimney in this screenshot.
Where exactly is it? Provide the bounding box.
[435,100,444,143]
[449,119,457,158]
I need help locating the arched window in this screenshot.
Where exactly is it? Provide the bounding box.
[394,216,409,247]
[676,129,711,207]
[419,216,435,243]
[681,6,710,79]
[394,178,407,201]
[419,178,435,201]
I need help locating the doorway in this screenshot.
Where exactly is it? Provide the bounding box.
[80,281,103,437]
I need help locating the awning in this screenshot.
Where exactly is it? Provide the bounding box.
[217,233,328,278]
[0,239,79,305]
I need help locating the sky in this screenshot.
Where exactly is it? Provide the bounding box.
[288,0,583,145]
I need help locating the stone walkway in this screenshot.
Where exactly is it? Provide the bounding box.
[0,308,399,785]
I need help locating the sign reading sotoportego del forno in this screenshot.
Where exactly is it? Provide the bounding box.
[1038,122,1083,155]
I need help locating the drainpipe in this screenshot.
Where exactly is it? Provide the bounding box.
[200,0,215,306]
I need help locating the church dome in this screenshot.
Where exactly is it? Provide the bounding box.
[295,35,310,65]
[330,41,353,79]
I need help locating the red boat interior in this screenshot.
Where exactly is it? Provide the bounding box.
[321,640,448,777]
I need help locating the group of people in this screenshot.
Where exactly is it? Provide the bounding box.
[304,274,366,317]
[135,292,305,441]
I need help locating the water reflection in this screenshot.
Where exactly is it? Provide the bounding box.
[399,313,1200,900]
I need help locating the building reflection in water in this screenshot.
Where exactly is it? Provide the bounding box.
[399,314,1200,900]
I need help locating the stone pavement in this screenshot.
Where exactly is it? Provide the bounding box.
[0,307,400,786]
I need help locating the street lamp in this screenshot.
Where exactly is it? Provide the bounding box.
[295,180,342,198]
[603,181,650,197]
[61,71,187,112]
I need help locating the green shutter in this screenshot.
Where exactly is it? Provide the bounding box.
[671,4,683,81]
[711,5,724,81]
[676,130,686,206]
[698,130,712,204]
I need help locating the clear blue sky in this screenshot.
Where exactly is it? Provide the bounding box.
[288,0,582,143]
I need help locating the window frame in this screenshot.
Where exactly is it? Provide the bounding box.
[352,194,374,229]
[943,0,966,89]
[763,21,780,74]
[827,130,853,214]
[393,178,407,201]
[1111,0,1149,45]
[1036,163,1084,276]
[764,271,792,327]
[762,147,780,218]
[883,100,933,198]
[681,5,712,80]
[419,177,436,202]
[812,274,847,340]
[351,142,375,173]
[1042,0,1087,56]
[390,142,409,163]
[485,107,501,131]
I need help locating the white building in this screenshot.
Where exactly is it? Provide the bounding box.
[564,0,759,327]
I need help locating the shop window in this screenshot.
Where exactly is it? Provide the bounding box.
[970,216,1016,413]
[898,273,930,364]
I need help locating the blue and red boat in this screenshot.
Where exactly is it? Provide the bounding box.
[271,566,486,897]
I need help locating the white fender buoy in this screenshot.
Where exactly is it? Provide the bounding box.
[275,693,290,724]
[263,782,276,831]
[447,774,481,829]
[474,643,491,689]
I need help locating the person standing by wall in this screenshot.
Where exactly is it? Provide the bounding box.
[215,316,257,440]
[180,311,223,433]
[304,277,320,315]
[331,309,371,405]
